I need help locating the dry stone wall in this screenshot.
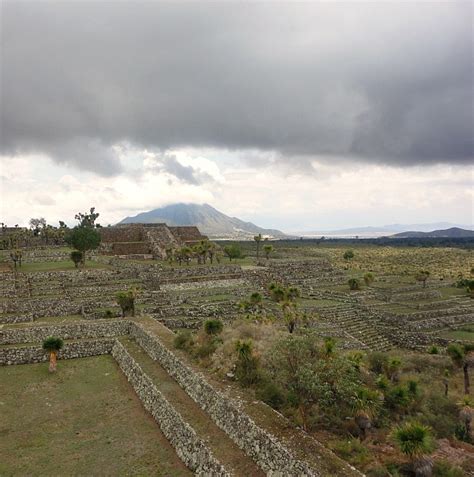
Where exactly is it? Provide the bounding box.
[112,340,229,476]
[0,319,130,345]
[0,338,115,365]
[130,322,318,477]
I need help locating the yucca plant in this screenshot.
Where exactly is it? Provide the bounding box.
[42,336,64,373]
[353,387,382,439]
[458,396,473,441]
[392,422,434,477]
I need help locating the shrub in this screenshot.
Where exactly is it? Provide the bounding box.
[348,278,360,290]
[331,438,370,466]
[116,288,139,317]
[194,339,219,359]
[174,330,193,350]
[454,423,473,444]
[385,385,410,411]
[70,250,83,268]
[204,319,223,335]
[343,250,355,260]
[256,381,286,409]
[364,272,375,286]
[433,460,465,477]
[103,309,114,318]
[223,244,243,261]
[428,345,439,355]
[368,352,389,374]
[366,466,393,477]
[422,394,458,439]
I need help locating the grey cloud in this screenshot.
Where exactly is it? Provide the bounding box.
[1,2,472,175]
[147,153,213,185]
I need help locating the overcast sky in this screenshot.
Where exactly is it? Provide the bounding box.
[1,1,473,230]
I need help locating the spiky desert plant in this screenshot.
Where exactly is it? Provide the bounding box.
[447,343,474,394]
[392,422,434,477]
[42,337,64,373]
[458,396,473,440]
[353,387,382,439]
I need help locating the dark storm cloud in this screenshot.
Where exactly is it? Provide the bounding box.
[1,2,472,175]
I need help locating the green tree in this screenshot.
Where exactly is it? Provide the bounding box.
[65,227,101,265]
[223,244,242,261]
[447,343,474,395]
[392,422,434,477]
[70,250,83,268]
[42,337,64,373]
[75,207,100,228]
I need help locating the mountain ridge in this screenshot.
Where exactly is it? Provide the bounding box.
[119,203,287,239]
[390,227,474,239]
[295,222,472,237]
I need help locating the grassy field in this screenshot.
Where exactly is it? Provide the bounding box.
[18,260,110,272]
[0,356,190,476]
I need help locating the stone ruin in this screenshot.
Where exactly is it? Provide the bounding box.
[99,223,207,260]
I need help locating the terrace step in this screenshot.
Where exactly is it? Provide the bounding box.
[119,337,265,477]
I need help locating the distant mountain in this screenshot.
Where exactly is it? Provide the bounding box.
[119,203,287,240]
[295,222,472,238]
[390,227,474,239]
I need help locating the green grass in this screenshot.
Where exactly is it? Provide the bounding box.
[0,356,191,476]
[18,260,110,272]
[439,329,474,342]
[3,314,84,327]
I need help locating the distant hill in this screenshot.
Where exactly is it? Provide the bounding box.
[390,227,474,239]
[295,222,472,238]
[119,203,287,240]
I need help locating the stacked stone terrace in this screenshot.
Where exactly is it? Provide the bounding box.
[1,311,360,476]
[99,223,207,259]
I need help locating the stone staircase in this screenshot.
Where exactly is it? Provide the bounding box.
[145,226,180,259]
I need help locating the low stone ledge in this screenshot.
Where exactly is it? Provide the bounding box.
[0,338,115,365]
[130,322,319,476]
[111,340,229,476]
[0,319,131,345]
